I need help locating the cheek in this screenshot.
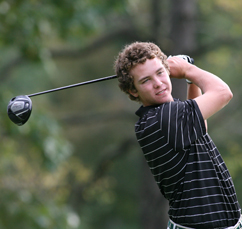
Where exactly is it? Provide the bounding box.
[164,77,171,87]
[139,85,151,94]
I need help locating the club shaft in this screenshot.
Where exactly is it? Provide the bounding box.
[27,75,117,97]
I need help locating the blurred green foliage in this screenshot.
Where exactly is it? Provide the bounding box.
[1,0,242,228]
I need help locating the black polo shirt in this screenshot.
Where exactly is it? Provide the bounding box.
[135,99,241,228]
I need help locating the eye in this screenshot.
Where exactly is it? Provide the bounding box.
[141,78,149,84]
[157,71,163,76]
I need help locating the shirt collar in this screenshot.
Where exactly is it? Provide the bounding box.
[135,105,158,117]
[135,98,179,118]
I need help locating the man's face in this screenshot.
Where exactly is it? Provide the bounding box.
[129,57,173,107]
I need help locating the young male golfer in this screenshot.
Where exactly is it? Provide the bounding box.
[115,42,241,228]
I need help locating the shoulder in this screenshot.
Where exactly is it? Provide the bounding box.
[163,99,202,116]
[135,99,202,127]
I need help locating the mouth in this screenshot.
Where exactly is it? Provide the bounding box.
[156,89,166,95]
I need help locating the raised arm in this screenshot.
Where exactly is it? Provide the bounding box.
[168,57,233,120]
[187,83,208,129]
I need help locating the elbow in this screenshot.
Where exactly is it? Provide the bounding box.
[226,86,233,102]
[221,85,233,104]
[228,89,233,101]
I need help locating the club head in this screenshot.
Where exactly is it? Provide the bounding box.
[7,95,32,126]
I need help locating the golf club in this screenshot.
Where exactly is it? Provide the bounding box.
[7,74,117,126]
[7,55,194,126]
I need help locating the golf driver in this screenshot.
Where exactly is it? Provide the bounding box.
[7,55,194,126]
[7,74,117,126]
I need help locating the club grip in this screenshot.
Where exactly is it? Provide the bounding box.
[174,55,194,64]
[168,54,194,84]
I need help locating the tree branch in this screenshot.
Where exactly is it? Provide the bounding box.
[50,27,139,59]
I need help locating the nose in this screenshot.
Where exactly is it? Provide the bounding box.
[153,77,162,88]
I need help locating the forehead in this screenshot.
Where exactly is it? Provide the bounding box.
[130,57,164,77]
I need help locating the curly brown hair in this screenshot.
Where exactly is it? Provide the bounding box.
[114,42,169,102]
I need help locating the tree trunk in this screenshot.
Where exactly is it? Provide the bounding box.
[170,0,197,100]
[140,158,169,229]
[169,0,197,54]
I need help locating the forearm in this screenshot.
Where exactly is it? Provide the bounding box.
[185,64,232,100]
[187,83,202,100]
[168,57,233,120]
[187,83,208,129]
[184,64,233,120]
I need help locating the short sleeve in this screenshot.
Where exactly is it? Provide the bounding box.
[160,99,206,151]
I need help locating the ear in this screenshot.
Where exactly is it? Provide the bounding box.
[129,89,139,98]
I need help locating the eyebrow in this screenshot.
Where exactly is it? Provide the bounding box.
[138,67,164,83]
